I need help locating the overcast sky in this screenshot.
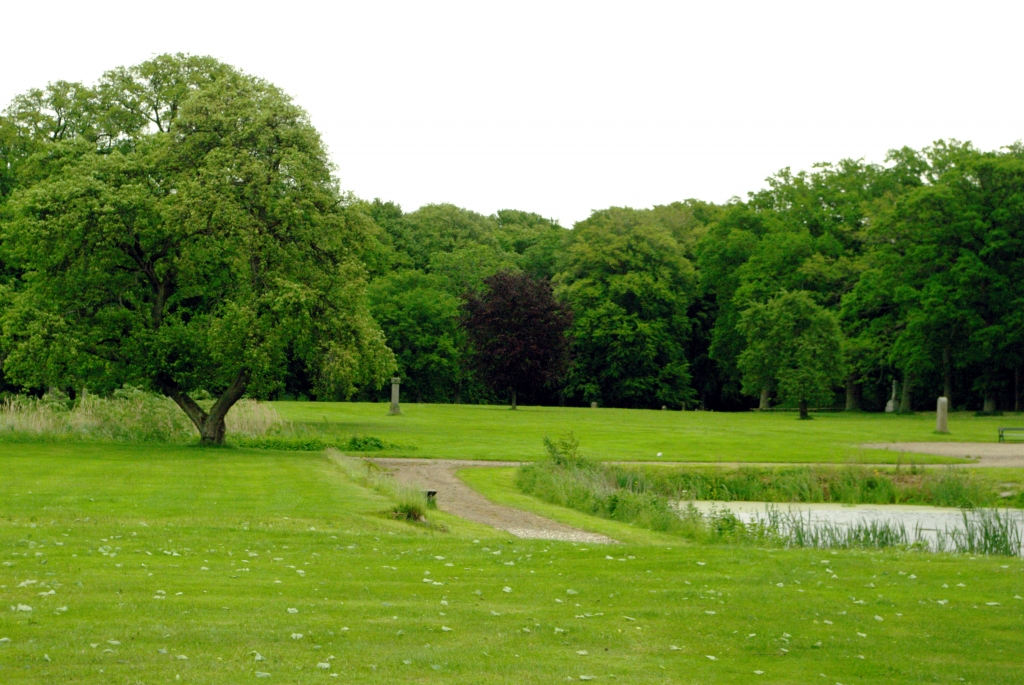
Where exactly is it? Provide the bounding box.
[3,1,1022,226]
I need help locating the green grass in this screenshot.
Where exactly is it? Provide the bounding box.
[2,443,1023,683]
[271,402,1021,463]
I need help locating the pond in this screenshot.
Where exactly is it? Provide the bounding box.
[680,500,1024,555]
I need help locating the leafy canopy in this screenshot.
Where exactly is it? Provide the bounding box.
[0,55,393,442]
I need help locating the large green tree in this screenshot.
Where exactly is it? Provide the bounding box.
[0,55,393,443]
[366,270,465,403]
[738,290,845,419]
[556,207,696,408]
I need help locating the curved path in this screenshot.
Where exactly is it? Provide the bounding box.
[859,442,1024,466]
[369,458,616,544]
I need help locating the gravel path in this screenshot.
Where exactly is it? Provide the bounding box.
[369,458,616,544]
[859,442,1024,466]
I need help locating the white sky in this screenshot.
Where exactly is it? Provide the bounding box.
[3,1,1023,226]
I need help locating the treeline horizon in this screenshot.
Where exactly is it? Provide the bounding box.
[338,137,1024,413]
[1,55,1022,417]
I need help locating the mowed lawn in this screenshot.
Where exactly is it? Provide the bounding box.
[271,402,1020,463]
[2,443,1023,684]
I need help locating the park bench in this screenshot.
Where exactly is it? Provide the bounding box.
[997,427,1024,443]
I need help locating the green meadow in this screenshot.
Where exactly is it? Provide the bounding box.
[2,442,1023,684]
[271,402,1017,463]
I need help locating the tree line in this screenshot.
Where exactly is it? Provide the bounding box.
[1,56,1022,443]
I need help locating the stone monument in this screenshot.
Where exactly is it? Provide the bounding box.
[389,377,401,415]
[936,396,949,433]
[885,380,898,413]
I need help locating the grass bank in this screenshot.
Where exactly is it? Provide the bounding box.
[1,442,1023,683]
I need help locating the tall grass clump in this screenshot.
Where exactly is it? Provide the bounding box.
[0,388,286,444]
[326,449,436,524]
[935,509,1024,557]
[605,464,1018,508]
[750,506,1023,556]
[516,434,761,541]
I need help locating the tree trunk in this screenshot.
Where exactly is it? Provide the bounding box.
[510,389,517,411]
[759,384,771,411]
[159,370,249,445]
[798,398,810,420]
[845,376,861,411]
[1016,366,1021,413]
[942,347,953,406]
[899,372,913,413]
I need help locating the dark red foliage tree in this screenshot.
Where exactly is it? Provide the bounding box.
[463,270,572,409]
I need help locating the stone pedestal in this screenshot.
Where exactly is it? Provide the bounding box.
[590,401,598,409]
[389,377,401,415]
[936,396,949,433]
[885,379,898,413]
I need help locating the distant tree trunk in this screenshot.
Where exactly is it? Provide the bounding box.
[1016,366,1021,413]
[983,393,996,413]
[510,389,517,410]
[759,384,771,410]
[845,376,861,411]
[942,347,953,406]
[899,372,913,413]
[798,398,810,420]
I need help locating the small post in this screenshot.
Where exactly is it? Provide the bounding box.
[389,377,401,415]
[936,396,949,433]
[590,401,598,409]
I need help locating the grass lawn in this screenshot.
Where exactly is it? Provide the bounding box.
[2,443,1023,684]
[271,402,1022,463]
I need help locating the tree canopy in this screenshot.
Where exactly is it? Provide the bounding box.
[0,55,393,442]
[3,58,1022,419]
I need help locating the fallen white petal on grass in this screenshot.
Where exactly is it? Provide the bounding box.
[874,615,883,622]
[317,662,330,669]
[287,608,298,614]
[503,587,512,593]
[576,650,588,656]
[705,611,716,615]
[706,655,717,661]
[985,602,1001,606]
[579,676,595,681]
[291,633,303,640]
[441,626,453,632]
[857,632,867,638]
[255,672,271,678]
[15,604,32,612]
[253,652,265,661]
[754,670,764,675]
[0,638,10,644]
[176,655,188,660]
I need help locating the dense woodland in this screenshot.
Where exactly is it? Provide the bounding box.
[1,56,1022,424]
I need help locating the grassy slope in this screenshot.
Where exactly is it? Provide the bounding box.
[271,402,1023,463]
[2,443,1022,684]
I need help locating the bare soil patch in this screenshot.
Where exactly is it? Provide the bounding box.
[369,458,616,544]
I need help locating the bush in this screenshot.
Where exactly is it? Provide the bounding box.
[346,435,387,451]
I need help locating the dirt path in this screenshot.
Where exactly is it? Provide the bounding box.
[859,442,1024,466]
[369,458,616,544]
